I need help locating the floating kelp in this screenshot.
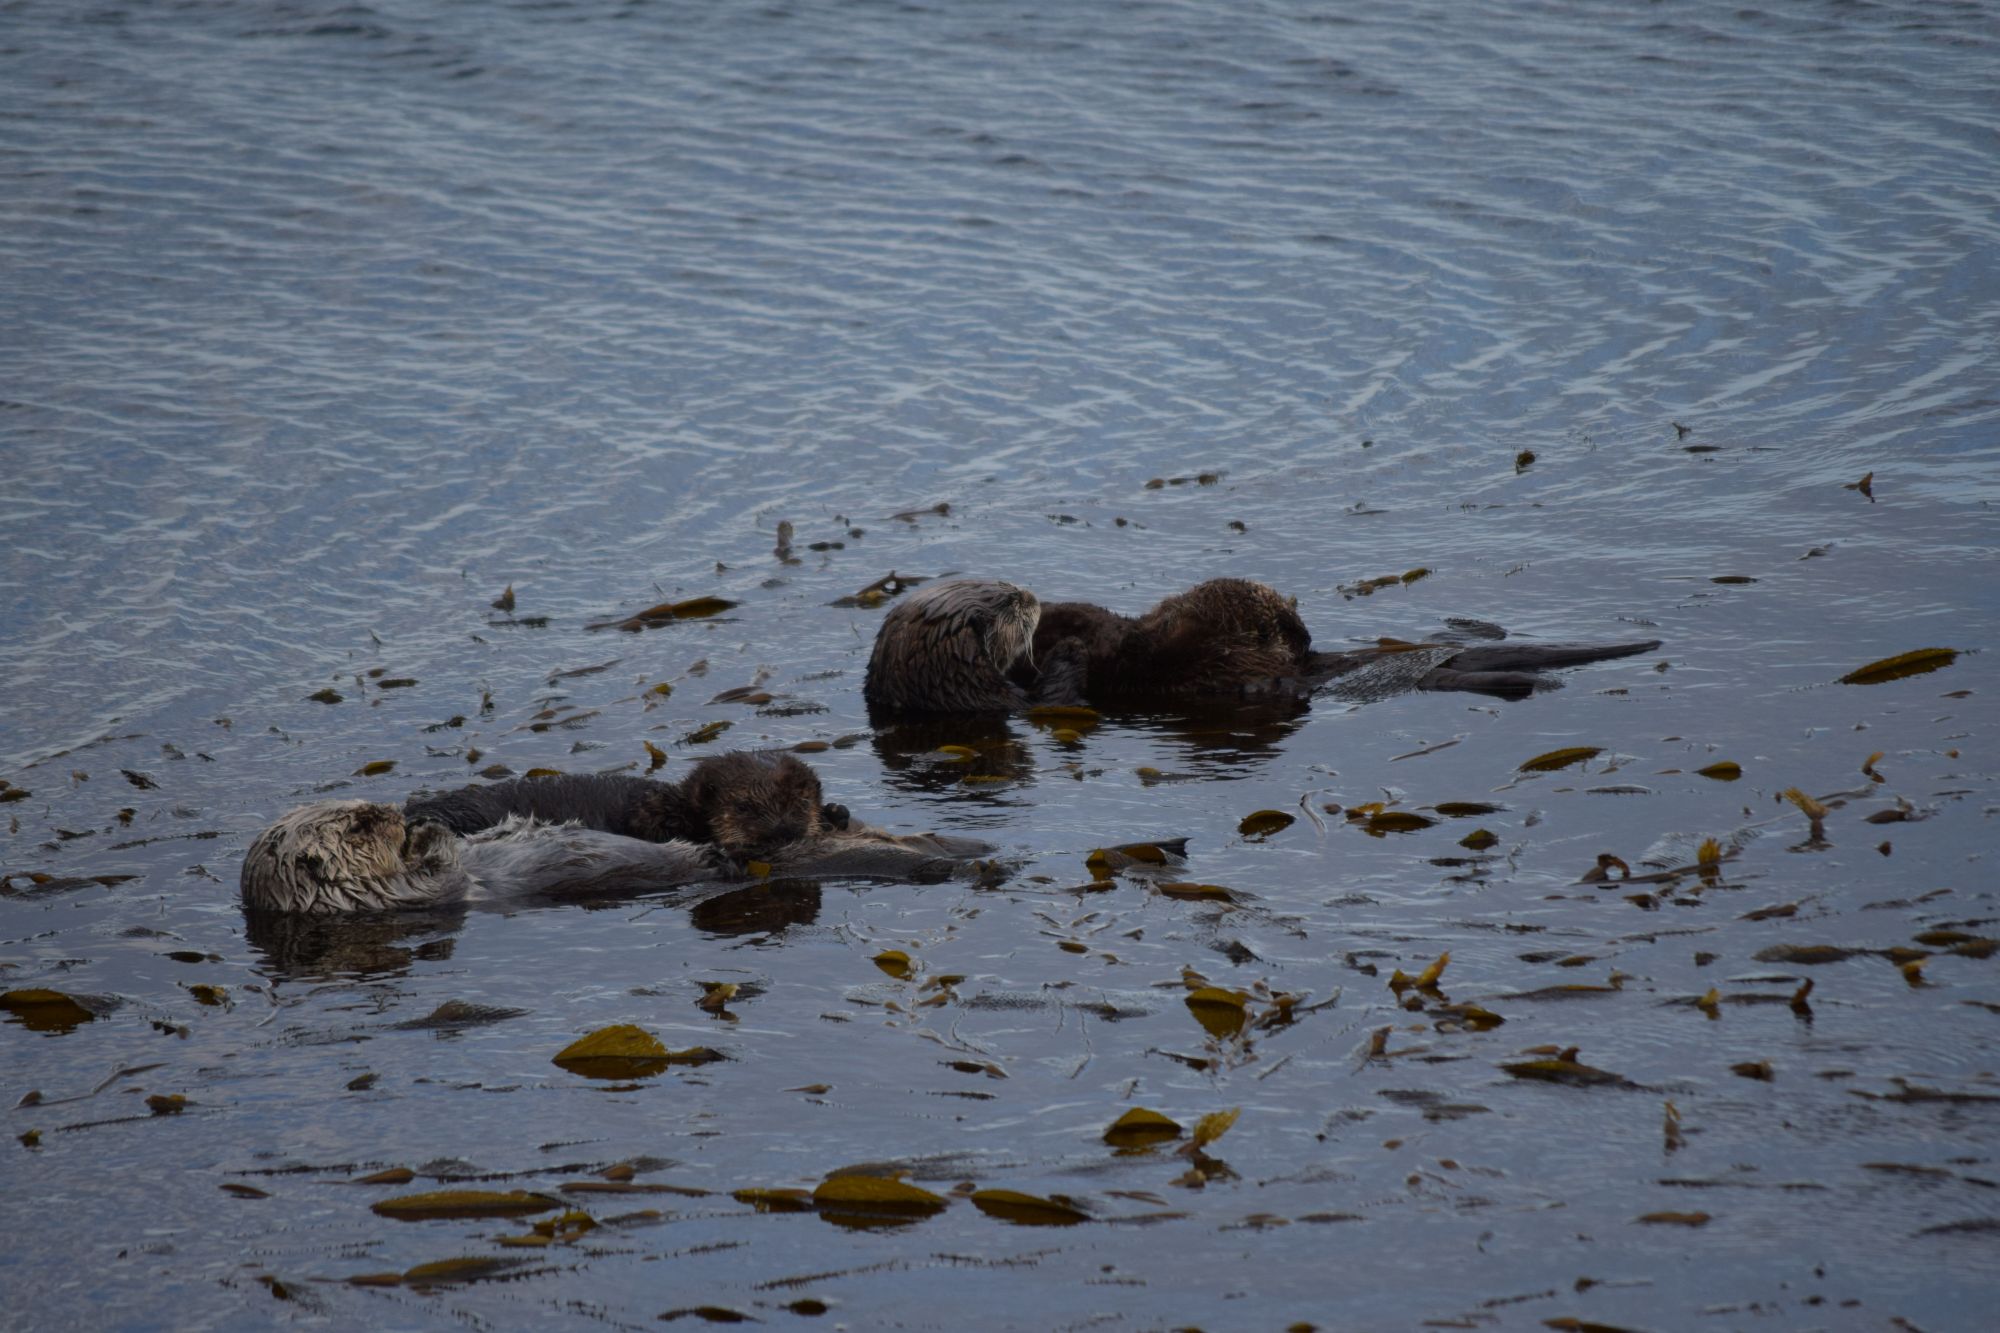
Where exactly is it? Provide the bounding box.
[1185,988,1250,1039]
[1237,809,1294,839]
[1697,761,1742,780]
[551,1025,718,1079]
[970,1189,1090,1226]
[1838,647,1957,685]
[1103,1107,1184,1148]
[811,1173,949,1225]
[370,1190,562,1221]
[1,988,116,1034]
[1519,746,1602,773]
[873,949,914,980]
[1501,1047,1633,1087]
[589,596,739,632]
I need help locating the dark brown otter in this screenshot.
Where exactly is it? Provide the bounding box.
[404,751,842,861]
[1019,577,1662,706]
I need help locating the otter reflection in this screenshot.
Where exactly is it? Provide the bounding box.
[864,577,1660,718]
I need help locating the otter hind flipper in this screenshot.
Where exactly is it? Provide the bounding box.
[1435,639,1662,674]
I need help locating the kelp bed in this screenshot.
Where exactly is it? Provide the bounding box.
[4,494,1993,1330]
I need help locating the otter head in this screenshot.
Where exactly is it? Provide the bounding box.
[862,579,1042,715]
[241,800,470,914]
[681,752,832,860]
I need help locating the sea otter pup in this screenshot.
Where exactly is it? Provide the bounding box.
[862,579,1043,716]
[404,751,842,861]
[863,577,1662,712]
[241,799,999,915]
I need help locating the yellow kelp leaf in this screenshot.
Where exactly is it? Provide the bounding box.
[1663,1101,1684,1154]
[734,1188,815,1213]
[146,1094,188,1115]
[934,745,977,761]
[647,681,674,697]
[1185,987,1250,1039]
[1696,761,1741,781]
[523,767,564,778]
[644,741,667,772]
[698,982,738,1012]
[1782,788,1828,821]
[1190,1107,1241,1148]
[970,1189,1090,1226]
[1237,810,1295,838]
[1459,829,1499,851]
[1,988,99,1033]
[353,1167,416,1185]
[551,1024,672,1079]
[811,1175,948,1213]
[1519,747,1601,773]
[1862,751,1885,781]
[371,1189,562,1221]
[532,1209,598,1240]
[1731,1061,1774,1081]
[1402,567,1431,584]
[1389,953,1448,993]
[1027,705,1101,723]
[1049,728,1083,744]
[401,1256,534,1286]
[1696,838,1723,867]
[1432,1002,1505,1031]
[1900,958,1928,987]
[1103,1107,1184,1148]
[1696,988,1720,1018]
[1839,648,1958,685]
[1636,1211,1711,1227]
[744,860,772,878]
[662,596,738,620]
[354,760,395,777]
[1790,980,1815,1015]
[188,984,227,1006]
[1501,1047,1629,1086]
[873,949,914,980]
[1156,882,1237,903]
[681,720,732,746]
[1365,811,1435,835]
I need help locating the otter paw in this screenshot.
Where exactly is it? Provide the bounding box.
[821,801,851,831]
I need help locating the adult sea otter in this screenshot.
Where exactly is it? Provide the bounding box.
[863,577,1660,716]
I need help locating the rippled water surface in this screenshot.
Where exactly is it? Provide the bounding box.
[5,1,1998,1328]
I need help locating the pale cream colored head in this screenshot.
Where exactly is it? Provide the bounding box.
[862,579,1042,714]
[241,800,469,914]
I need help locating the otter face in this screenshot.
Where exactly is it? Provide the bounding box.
[862,579,1042,715]
[680,751,831,860]
[241,800,469,914]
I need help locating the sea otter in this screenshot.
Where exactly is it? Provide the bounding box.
[404,751,844,861]
[863,577,1662,713]
[861,579,1043,716]
[240,799,998,915]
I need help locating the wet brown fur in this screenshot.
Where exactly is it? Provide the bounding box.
[862,579,1042,716]
[405,751,831,860]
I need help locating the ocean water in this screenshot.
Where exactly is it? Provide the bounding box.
[4,1,1997,1328]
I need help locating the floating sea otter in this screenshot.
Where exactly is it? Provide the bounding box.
[863,577,1660,716]
[404,751,844,862]
[243,752,994,914]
